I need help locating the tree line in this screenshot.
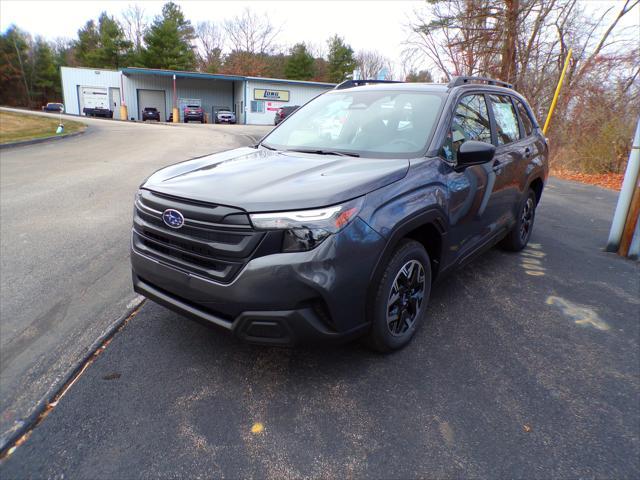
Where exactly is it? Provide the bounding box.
[1,2,402,109]
[1,0,637,174]
[404,0,639,174]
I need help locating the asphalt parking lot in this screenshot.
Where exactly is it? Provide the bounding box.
[0,109,271,449]
[2,178,638,479]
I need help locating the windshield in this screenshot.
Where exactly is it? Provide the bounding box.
[262,90,444,158]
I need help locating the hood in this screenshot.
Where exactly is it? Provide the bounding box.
[142,147,409,212]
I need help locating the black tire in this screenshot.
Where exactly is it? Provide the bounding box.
[500,189,537,251]
[366,239,432,353]
[184,119,188,123]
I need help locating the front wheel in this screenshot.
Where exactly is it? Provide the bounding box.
[366,239,431,352]
[500,189,537,251]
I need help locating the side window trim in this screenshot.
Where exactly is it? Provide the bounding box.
[511,96,527,140]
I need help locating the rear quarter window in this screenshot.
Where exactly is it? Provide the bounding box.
[489,95,520,145]
[514,99,534,137]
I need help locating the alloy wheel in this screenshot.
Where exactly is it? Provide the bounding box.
[519,197,535,243]
[386,260,426,336]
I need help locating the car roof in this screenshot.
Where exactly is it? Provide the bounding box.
[327,82,522,98]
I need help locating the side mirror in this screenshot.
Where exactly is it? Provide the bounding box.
[457,140,495,167]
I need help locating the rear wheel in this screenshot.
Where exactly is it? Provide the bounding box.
[366,240,431,352]
[500,189,536,251]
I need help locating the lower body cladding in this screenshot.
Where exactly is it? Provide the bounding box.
[131,217,386,346]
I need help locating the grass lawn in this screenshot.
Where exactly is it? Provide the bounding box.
[0,110,86,144]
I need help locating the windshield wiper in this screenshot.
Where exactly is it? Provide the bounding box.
[286,148,360,157]
[259,143,277,150]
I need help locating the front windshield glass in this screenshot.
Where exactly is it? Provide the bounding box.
[262,90,444,158]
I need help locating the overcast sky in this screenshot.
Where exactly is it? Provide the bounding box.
[1,0,637,75]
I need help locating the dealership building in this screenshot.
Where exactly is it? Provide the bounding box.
[60,66,334,125]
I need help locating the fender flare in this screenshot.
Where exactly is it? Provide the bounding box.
[365,207,449,316]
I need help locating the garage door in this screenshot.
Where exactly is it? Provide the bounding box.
[137,89,166,121]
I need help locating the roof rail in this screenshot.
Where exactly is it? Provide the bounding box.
[448,76,513,89]
[334,79,403,90]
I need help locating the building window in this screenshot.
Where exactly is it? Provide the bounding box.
[250,100,264,113]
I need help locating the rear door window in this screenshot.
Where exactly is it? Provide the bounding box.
[442,94,492,162]
[489,95,519,145]
[514,99,534,137]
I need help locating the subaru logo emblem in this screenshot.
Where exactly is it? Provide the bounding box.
[162,209,184,229]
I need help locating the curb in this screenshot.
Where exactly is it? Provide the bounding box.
[0,129,87,150]
[0,296,146,457]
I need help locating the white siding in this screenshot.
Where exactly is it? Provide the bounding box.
[244,80,331,125]
[61,67,121,115]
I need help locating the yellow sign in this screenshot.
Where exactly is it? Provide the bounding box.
[254,88,290,102]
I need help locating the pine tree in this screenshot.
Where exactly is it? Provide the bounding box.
[31,38,60,102]
[74,14,131,69]
[93,13,132,68]
[75,20,100,66]
[142,2,196,70]
[0,26,32,106]
[326,35,356,83]
[284,43,315,80]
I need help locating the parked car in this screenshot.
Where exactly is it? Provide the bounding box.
[83,107,113,118]
[42,102,64,113]
[184,105,204,123]
[214,108,236,124]
[274,105,300,125]
[142,107,161,121]
[131,77,548,352]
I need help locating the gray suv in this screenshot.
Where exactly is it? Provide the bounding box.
[131,77,548,352]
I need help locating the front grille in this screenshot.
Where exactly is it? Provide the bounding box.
[132,189,264,283]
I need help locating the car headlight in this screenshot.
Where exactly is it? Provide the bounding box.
[249,197,364,252]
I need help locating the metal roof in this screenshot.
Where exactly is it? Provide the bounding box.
[121,67,246,82]
[121,67,335,87]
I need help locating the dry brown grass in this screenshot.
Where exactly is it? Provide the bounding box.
[0,110,86,144]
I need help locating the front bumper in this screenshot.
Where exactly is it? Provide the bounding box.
[131,217,385,346]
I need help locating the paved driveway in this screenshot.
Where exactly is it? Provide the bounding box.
[0,109,271,448]
[2,178,638,479]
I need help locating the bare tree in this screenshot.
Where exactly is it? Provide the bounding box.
[196,21,223,72]
[356,50,391,79]
[404,0,640,174]
[223,8,281,54]
[121,4,147,53]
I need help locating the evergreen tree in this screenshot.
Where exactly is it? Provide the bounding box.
[142,2,196,70]
[284,43,315,80]
[0,26,32,106]
[75,20,100,66]
[31,38,60,102]
[93,13,132,68]
[405,69,433,83]
[326,35,356,83]
[74,14,131,69]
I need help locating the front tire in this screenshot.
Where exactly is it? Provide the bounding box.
[500,189,537,251]
[366,240,431,353]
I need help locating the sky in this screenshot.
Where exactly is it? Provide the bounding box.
[1,0,637,76]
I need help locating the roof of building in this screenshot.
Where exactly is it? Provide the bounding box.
[120,67,335,88]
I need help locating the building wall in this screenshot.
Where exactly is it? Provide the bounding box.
[60,67,333,124]
[123,75,234,122]
[244,80,331,125]
[61,67,122,116]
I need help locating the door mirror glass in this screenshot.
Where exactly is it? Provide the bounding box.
[457,140,495,167]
